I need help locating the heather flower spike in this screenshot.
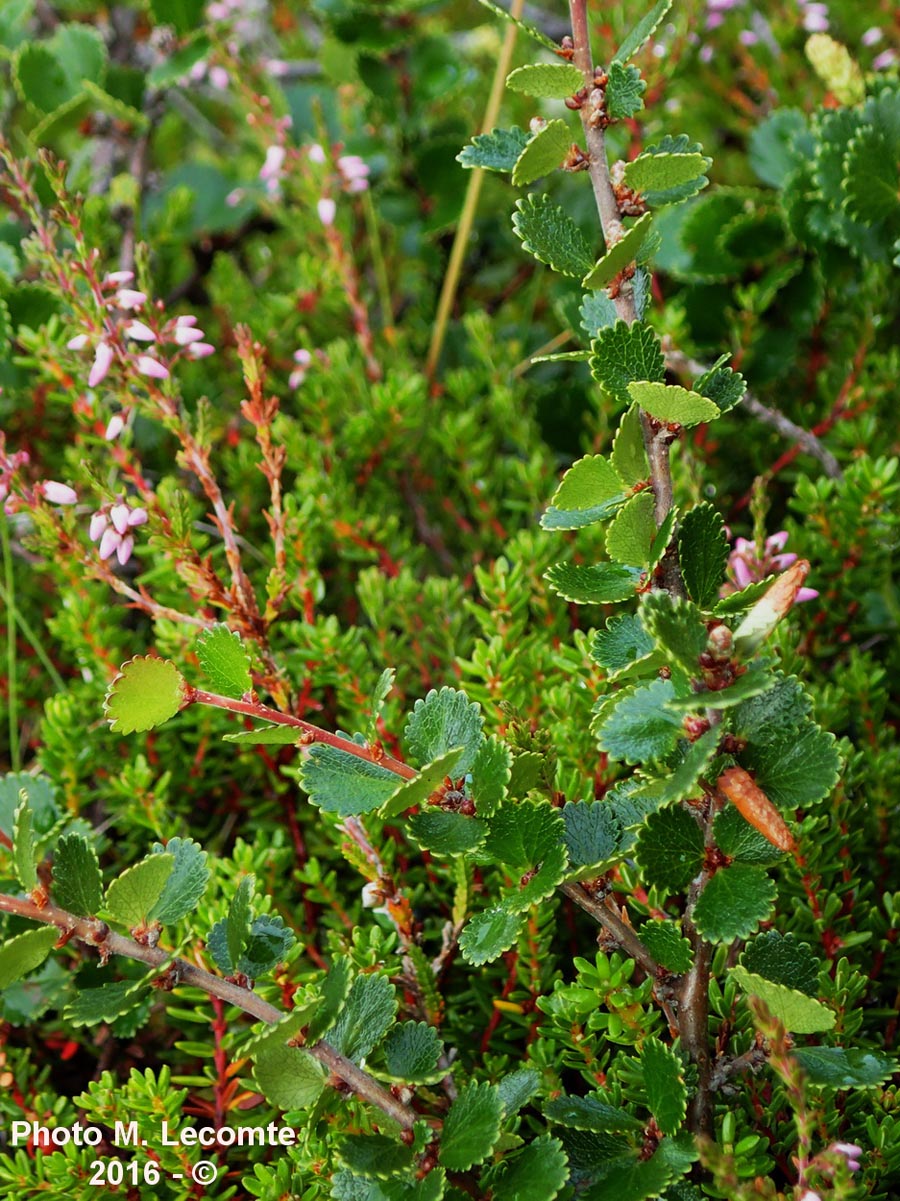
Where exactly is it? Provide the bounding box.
[88,341,114,388]
[136,356,170,380]
[90,500,147,565]
[41,481,77,505]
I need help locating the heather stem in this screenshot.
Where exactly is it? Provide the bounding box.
[1,511,20,770]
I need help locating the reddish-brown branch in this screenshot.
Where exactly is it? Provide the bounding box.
[0,892,418,1132]
[187,688,416,780]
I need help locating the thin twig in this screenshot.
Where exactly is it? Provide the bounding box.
[560,882,660,979]
[0,892,418,1131]
[664,348,842,481]
[188,688,416,780]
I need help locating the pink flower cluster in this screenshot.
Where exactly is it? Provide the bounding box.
[0,440,31,512]
[800,1141,864,1199]
[89,500,148,566]
[66,272,214,414]
[1,435,80,515]
[289,349,312,389]
[725,531,819,602]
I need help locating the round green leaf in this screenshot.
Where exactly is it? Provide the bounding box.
[104,656,188,734]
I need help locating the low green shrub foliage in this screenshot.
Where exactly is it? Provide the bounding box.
[0,1,898,1199]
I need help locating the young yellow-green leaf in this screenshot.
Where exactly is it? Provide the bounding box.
[492,1134,569,1201]
[459,905,525,966]
[440,1080,504,1171]
[612,0,674,63]
[300,744,400,816]
[605,492,657,566]
[634,804,705,891]
[196,624,252,698]
[599,678,683,765]
[640,1037,687,1136]
[730,965,836,1033]
[512,119,571,186]
[611,408,649,488]
[53,833,103,917]
[148,838,210,925]
[380,747,466,819]
[605,61,646,120]
[678,503,729,608]
[12,793,37,892]
[541,454,627,530]
[627,381,720,427]
[693,865,777,943]
[0,926,59,989]
[591,321,665,408]
[624,153,709,197]
[805,33,864,106]
[475,0,559,51]
[457,126,530,173]
[582,212,653,289]
[105,854,175,927]
[405,687,484,775]
[506,63,584,99]
[513,193,594,279]
[545,561,644,604]
[104,656,188,735]
[254,1044,327,1110]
